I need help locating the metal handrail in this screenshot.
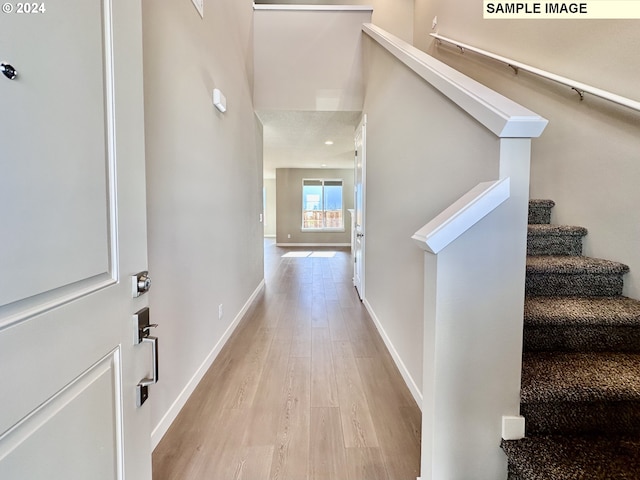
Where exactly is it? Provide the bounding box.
[431,33,640,113]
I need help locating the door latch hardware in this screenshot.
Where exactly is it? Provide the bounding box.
[132,271,151,297]
[137,383,150,407]
[134,307,157,344]
[134,307,158,407]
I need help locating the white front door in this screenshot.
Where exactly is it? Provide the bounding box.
[0,1,152,478]
[353,115,366,300]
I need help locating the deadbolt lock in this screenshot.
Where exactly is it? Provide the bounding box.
[132,271,151,297]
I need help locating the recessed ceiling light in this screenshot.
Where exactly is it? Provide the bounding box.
[324,140,334,145]
[321,164,327,168]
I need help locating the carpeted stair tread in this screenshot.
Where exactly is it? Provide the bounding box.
[523,296,640,351]
[529,199,556,207]
[524,296,640,327]
[526,256,629,296]
[528,224,588,237]
[526,256,629,275]
[528,225,587,256]
[521,352,640,403]
[528,199,555,225]
[501,435,640,480]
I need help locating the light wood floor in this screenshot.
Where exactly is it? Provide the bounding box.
[152,240,421,480]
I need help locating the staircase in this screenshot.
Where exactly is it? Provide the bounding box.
[501,199,640,479]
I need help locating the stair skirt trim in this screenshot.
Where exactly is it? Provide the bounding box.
[363,298,423,407]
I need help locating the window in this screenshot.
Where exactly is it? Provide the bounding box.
[302,179,343,230]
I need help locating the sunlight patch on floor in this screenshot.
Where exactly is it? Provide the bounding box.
[282,251,337,258]
[310,251,337,258]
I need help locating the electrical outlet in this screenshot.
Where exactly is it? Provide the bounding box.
[192,0,204,18]
[218,304,223,320]
[287,234,291,239]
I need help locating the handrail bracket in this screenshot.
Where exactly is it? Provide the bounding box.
[571,87,585,101]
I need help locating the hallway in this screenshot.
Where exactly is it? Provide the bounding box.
[152,240,421,479]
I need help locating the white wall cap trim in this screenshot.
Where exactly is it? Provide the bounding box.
[254,4,374,12]
[362,23,548,138]
[412,178,510,254]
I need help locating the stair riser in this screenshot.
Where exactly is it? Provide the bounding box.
[528,206,552,225]
[524,326,640,353]
[526,273,624,296]
[502,436,640,479]
[507,465,523,480]
[527,236,583,256]
[522,401,640,436]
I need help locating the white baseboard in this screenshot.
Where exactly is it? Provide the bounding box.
[363,298,423,409]
[275,242,351,247]
[151,279,266,449]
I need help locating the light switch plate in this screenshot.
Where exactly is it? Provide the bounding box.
[213,88,227,113]
[191,0,203,18]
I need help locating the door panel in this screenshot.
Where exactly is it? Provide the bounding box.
[0,0,152,478]
[0,351,122,480]
[0,287,121,435]
[0,0,112,307]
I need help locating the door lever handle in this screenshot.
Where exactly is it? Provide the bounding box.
[138,323,158,343]
[137,335,158,407]
[139,336,159,386]
[134,307,156,344]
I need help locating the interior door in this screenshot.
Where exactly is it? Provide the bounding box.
[353,115,366,300]
[0,1,152,479]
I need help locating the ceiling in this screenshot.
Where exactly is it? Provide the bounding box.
[258,110,362,179]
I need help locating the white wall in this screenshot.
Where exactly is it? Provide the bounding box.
[413,4,640,298]
[264,178,277,237]
[142,0,264,446]
[361,34,500,397]
[253,6,372,112]
[254,0,414,43]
